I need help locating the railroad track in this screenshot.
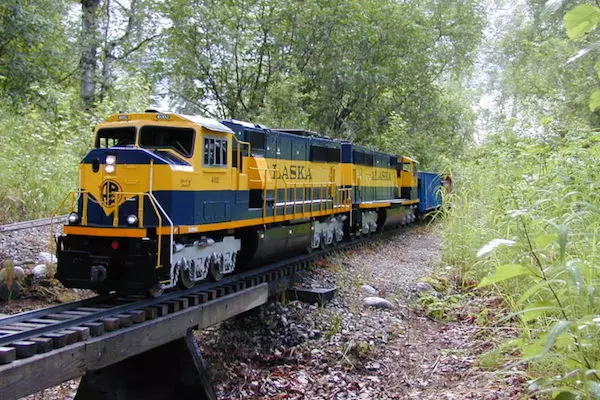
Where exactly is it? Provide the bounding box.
[0,215,67,233]
[0,226,405,399]
[0,218,400,368]
[0,236,370,366]
[0,283,271,400]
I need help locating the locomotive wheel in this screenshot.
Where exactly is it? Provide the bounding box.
[179,266,194,289]
[148,284,164,298]
[208,261,223,282]
[307,232,319,253]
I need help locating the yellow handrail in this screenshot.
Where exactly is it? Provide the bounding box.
[248,165,351,222]
[232,136,251,174]
[262,169,268,219]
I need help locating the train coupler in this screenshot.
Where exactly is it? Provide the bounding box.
[90,265,107,282]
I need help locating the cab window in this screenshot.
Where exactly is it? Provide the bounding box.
[139,126,195,157]
[95,127,136,148]
[204,136,228,167]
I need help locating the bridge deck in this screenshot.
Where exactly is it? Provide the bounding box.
[0,284,268,400]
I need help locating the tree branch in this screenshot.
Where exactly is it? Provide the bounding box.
[116,34,160,60]
[174,91,219,118]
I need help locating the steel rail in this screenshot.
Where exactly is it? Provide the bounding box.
[0,215,68,232]
[0,295,107,327]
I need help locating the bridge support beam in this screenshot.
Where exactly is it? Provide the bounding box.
[75,329,216,400]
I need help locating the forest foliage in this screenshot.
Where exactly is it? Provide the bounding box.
[440,1,600,398]
[0,0,483,222]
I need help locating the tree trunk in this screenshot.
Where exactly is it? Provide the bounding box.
[80,0,102,109]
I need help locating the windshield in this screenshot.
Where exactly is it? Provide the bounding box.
[95,127,136,148]
[139,126,195,157]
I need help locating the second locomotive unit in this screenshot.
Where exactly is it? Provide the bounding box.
[56,111,439,296]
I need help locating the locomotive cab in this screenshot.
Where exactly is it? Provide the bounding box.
[397,156,418,200]
[57,112,245,295]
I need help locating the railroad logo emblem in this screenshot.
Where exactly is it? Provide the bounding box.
[100,180,122,208]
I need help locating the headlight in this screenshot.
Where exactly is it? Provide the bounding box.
[68,212,80,224]
[126,214,138,226]
[106,155,116,165]
[104,164,115,173]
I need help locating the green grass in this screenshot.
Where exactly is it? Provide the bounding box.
[441,132,600,398]
[0,77,153,223]
[0,109,88,222]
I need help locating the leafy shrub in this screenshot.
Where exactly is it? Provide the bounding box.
[0,93,88,222]
[0,76,153,222]
[443,132,600,398]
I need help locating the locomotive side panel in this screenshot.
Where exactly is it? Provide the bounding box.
[224,122,350,221]
[340,142,418,235]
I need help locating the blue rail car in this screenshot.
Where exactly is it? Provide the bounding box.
[417,172,443,213]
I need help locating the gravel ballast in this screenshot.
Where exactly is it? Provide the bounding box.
[197,224,526,399]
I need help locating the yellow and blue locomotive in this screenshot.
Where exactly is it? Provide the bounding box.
[56,111,441,296]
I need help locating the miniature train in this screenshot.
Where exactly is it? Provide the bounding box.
[55,111,446,296]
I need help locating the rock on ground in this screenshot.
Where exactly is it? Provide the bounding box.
[32,264,48,280]
[363,296,395,309]
[361,284,378,295]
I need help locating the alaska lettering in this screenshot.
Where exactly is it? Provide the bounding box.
[270,164,313,180]
[371,170,392,181]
